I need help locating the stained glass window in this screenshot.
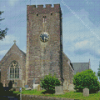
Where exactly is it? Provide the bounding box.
[10,68,14,78]
[10,61,19,79]
[15,68,19,78]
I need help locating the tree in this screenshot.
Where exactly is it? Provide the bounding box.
[97,62,100,80]
[73,69,100,93]
[0,82,5,95]
[40,73,61,93]
[0,11,8,40]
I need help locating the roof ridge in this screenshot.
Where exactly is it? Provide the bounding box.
[72,62,89,63]
[20,49,26,55]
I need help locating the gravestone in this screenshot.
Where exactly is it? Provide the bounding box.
[32,84,40,90]
[25,85,31,90]
[55,86,64,95]
[25,85,28,88]
[83,88,89,96]
[68,84,75,91]
[37,84,41,91]
[63,80,69,91]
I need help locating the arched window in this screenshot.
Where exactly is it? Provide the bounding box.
[10,61,19,79]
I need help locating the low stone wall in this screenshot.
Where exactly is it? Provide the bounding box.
[22,95,75,100]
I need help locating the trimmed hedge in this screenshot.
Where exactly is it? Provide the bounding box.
[40,73,61,92]
[73,69,100,93]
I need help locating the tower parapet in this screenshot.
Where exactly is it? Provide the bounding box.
[27,4,61,14]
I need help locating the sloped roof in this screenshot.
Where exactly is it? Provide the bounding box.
[62,52,74,70]
[72,62,90,74]
[62,52,70,61]
[20,49,26,55]
[0,43,26,67]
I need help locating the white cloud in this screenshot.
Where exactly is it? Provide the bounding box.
[0,35,19,46]
[75,40,89,49]
[0,50,8,56]
[63,8,100,59]
[9,0,19,6]
[0,35,19,60]
[74,40,94,50]
[97,49,100,55]
[21,46,26,53]
[85,0,93,5]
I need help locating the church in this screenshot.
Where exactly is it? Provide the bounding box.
[0,4,74,90]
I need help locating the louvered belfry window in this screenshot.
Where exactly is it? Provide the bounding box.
[10,61,19,79]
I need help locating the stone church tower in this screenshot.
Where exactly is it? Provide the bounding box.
[0,4,74,90]
[26,4,64,87]
[26,4,74,88]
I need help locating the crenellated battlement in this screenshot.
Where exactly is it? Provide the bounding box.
[37,5,43,8]
[27,4,60,8]
[46,4,52,8]
[27,4,61,14]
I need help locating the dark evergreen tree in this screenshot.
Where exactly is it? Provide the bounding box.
[97,62,100,80]
[0,11,8,40]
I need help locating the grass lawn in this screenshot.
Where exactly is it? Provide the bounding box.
[13,89,100,100]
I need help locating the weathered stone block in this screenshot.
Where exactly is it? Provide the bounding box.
[55,86,64,95]
[83,88,89,97]
[32,84,40,90]
[63,80,69,91]
[68,84,75,91]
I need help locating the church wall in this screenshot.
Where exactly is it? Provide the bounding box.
[21,52,26,87]
[69,64,74,84]
[62,53,74,84]
[1,44,26,88]
[26,4,63,87]
[62,53,70,83]
[0,4,75,90]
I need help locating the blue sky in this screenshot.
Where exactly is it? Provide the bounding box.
[0,0,100,81]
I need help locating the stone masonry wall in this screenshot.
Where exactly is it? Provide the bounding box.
[1,43,26,88]
[62,53,70,83]
[62,53,74,84]
[22,95,75,100]
[26,4,63,87]
[69,63,74,84]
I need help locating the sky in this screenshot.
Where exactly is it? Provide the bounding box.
[0,0,100,81]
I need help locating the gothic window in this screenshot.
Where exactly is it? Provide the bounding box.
[10,61,19,79]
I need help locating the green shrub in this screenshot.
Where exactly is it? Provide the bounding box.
[73,69,100,93]
[99,82,100,90]
[40,73,61,92]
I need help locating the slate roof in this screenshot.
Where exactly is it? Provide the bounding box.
[72,62,90,74]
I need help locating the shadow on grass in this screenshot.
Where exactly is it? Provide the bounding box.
[0,82,20,100]
[75,89,100,94]
[42,90,55,94]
